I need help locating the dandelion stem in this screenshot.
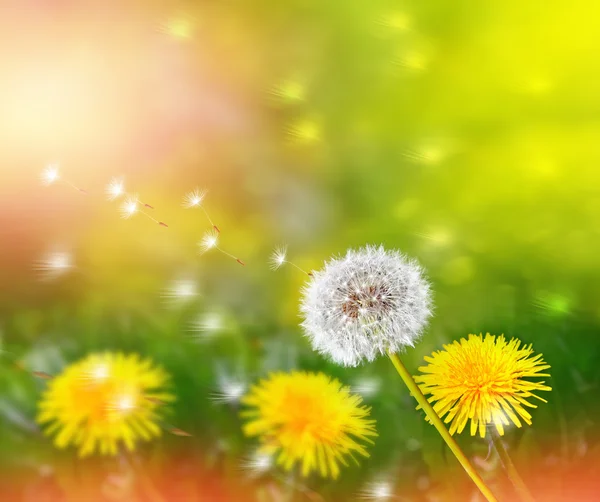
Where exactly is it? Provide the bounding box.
[387,351,498,502]
[490,430,536,502]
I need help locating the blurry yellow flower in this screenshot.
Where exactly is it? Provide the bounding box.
[37,353,174,457]
[241,371,376,479]
[415,334,551,438]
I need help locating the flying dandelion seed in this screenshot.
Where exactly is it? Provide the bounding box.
[413,226,455,250]
[158,13,195,40]
[198,229,244,265]
[189,311,225,342]
[105,177,125,201]
[210,376,247,405]
[34,251,74,280]
[107,178,154,207]
[119,195,167,227]
[269,245,312,276]
[40,164,60,186]
[286,118,321,145]
[40,163,87,194]
[161,279,199,305]
[359,480,395,500]
[374,11,412,36]
[183,188,219,232]
[403,145,445,166]
[351,376,382,399]
[268,79,306,104]
[532,291,571,317]
[392,50,429,72]
[269,245,287,270]
[240,450,273,477]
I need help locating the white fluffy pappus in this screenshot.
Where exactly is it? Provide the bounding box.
[300,245,432,367]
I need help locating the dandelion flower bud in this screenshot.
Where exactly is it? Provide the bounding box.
[300,245,432,366]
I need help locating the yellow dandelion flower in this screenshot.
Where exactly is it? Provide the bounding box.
[241,371,377,479]
[37,353,174,457]
[415,334,551,438]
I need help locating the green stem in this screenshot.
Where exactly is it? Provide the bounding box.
[388,351,498,502]
[491,430,536,502]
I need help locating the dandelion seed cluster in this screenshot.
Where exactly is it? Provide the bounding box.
[37,353,174,457]
[414,334,551,438]
[301,245,432,366]
[241,371,376,479]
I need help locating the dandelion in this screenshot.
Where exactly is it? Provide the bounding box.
[37,352,174,457]
[182,188,219,232]
[40,163,87,194]
[300,245,432,367]
[241,371,376,479]
[415,334,551,438]
[34,251,74,280]
[198,229,244,265]
[300,245,497,501]
[120,195,167,227]
[415,334,550,502]
[269,245,311,276]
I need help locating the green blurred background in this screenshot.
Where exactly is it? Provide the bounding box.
[1,0,599,500]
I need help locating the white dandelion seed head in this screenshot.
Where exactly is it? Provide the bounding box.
[269,245,288,271]
[300,245,432,367]
[105,177,125,200]
[360,480,394,500]
[198,229,219,254]
[40,163,60,186]
[183,188,207,208]
[240,450,273,477]
[120,195,139,219]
